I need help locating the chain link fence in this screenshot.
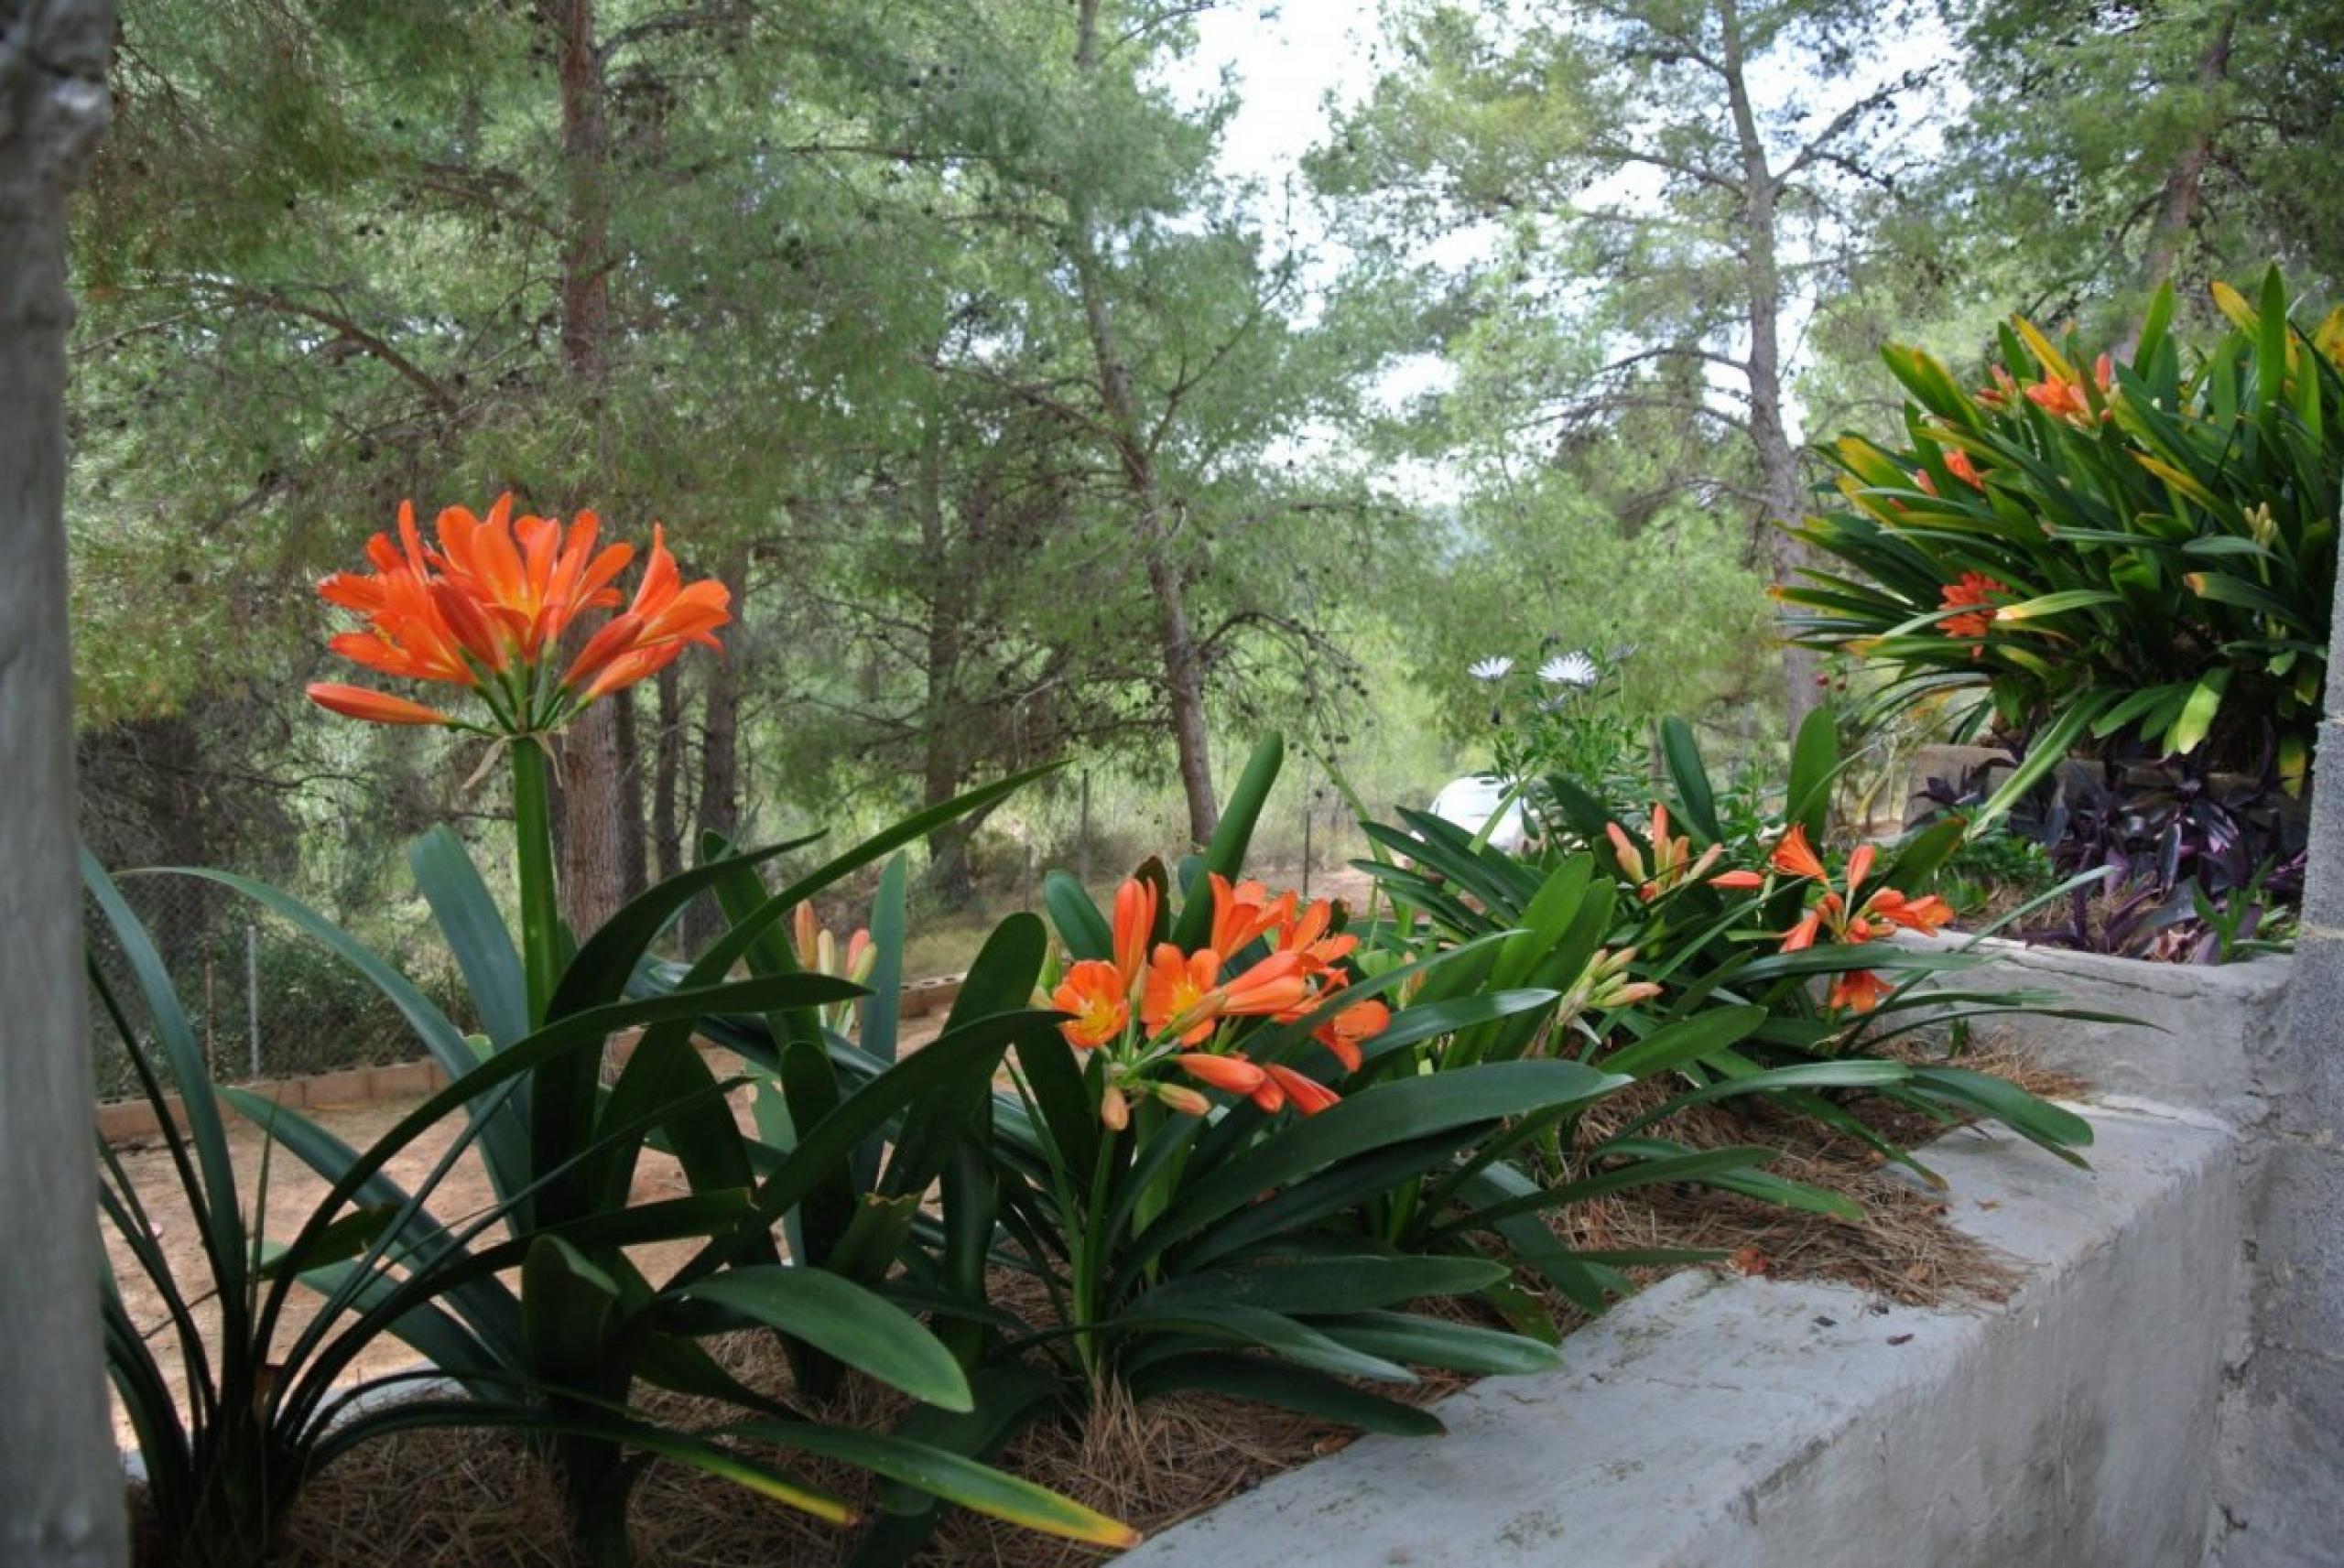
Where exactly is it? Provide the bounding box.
[85,872,466,1101]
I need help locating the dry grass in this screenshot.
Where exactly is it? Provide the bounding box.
[259,1037,2087,1568]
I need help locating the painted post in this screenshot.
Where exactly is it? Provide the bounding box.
[0,5,129,1563]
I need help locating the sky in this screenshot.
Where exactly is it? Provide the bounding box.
[1168,2,1381,220]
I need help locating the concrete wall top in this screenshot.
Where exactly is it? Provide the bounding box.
[1123,1101,2240,1568]
[1902,934,2287,1120]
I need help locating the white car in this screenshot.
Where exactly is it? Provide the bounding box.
[1427,774,1529,854]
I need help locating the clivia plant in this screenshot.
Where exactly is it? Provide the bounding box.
[1781,268,2342,825]
[1480,711,2100,1185]
[665,737,1633,1564]
[102,496,1134,1567]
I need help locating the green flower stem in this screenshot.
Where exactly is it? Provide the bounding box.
[511,738,563,1024]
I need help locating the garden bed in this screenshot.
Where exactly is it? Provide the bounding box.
[198,1052,2053,1567]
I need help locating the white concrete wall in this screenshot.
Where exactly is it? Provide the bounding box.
[1124,1102,2241,1568]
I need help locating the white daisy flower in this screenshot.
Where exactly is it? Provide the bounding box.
[1468,655,1514,683]
[1539,651,1600,687]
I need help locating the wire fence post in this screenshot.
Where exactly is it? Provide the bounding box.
[202,953,217,1081]
[1302,793,1314,897]
[246,923,262,1080]
[1078,770,1091,889]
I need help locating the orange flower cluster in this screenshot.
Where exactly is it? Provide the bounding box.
[1937,570,2006,656]
[1912,449,1984,496]
[1047,874,1390,1126]
[1979,354,2114,423]
[308,494,730,734]
[1712,827,1952,1012]
[1605,804,1721,903]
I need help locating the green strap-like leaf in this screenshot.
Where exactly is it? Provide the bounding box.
[722,1422,1140,1548]
[408,827,529,1048]
[1170,733,1286,950]
[667,1266,973,1412]
[1129,1352,1443,1436]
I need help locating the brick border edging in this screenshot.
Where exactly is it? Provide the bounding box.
[94,972,968,1146]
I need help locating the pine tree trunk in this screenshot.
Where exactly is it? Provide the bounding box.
[613,680,647,894]
[1720,0,1823,740]
[1070,0,1219,844]
[0,4,130,1562]
[652,663,685,885]
[548,0,636,934]
[917,417,981,905]
[2122,8,2235,351]
[681,627,742,950]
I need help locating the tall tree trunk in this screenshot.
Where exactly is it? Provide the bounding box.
[548,0,635,933]
[613,680,647,892]
[2122,8,2235,351]
[1070,0,1218,844]
[652,663,685,885]
[681,608,742,950]
[0,4,130,1563]
[1720,0,1823,739]
[916,413,980,906]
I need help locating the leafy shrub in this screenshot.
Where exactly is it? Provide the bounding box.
[1783,269,2343,821]
[1523,712,2101,1182]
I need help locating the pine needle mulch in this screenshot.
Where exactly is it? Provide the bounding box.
[265,1041,2087,1568]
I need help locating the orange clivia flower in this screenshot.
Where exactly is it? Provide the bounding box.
[1176,1052,1268,1096]
[1944,449,1984,490]
[1217,950,1311,1018]
[1112,877,1159,994]
[2021,353,2114,423]
[310,495,729,737]
[1710,868,1765,891]
[1261,1064,1340,1116]
[1141,945,1308,1045]
[1781,909,1825,953]
[1269,897,1358,973]
[1209,874,1293,957]
[1142,947,1222,1045]
[1867,888,1956,934]
[1053,959,1131,1050]
[1312,995,1390,1073]
[1743,827,1958,1008]
[1609,804,1723,902]
[1938,571,2006,656]
[1827,968,1893,1013]
[1912,467,1939,498]
[1769,825,1831,882]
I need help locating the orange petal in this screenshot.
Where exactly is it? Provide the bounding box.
[1177,1053,1268,1094]
[1779,911,1824,953]
[307,683,454,727]
[1263,1064,1340,1116]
